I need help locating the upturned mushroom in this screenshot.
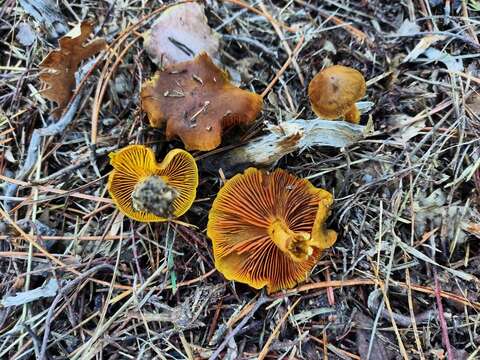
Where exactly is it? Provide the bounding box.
[207,168,337,293]
[141,52,263,151]
[107,145,198,222]
[308,65,366,124]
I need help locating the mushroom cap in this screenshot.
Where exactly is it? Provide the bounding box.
[141,52,263,151]
[107,145,198,222]
[308,65,366,119]
[207,168,335,293]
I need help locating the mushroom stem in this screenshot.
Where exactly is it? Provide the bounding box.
[344,104,361,124]
[132,175,178,218]
[268,219,313,262]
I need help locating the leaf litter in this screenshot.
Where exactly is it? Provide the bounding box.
[1,0,480,359]
[39,21,106,117]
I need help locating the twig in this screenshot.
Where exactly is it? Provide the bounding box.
[258,1,304,85]
[222,34,276,56]
[39,264,115,360]
[33,145,117,185]
[294,0,370,44]
[209,294,270,360]
[22,324,41,359]
[0,174,113,204]
[368,289,434,327]
[258,298,300,360]
[260,34,304,98]
[3,59,96,210]
[430,232,453,359]
[434,269,453,359]
[220,0,297,33]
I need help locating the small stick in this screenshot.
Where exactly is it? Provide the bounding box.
[257,298,300,360]
[208,294,269,360]
[0,174,113,204]
[39,264,115,360]
[434,269,454,360]
[207,298,224,344]
[220,0,297,33]
[461,1,479,45]
[294,0,370,44]
[259,2,304,86]
[261,34,304,98]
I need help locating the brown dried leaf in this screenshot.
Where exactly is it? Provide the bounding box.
[141,53,263,151]
[354,312,395,360]
[39,21,106,117]
[143,2,219,66]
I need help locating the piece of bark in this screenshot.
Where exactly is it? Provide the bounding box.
[202,102,373,175]
[1,279,58,307]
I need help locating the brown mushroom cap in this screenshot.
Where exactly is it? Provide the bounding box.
[207,168,337,293]
[141,53,263,151]
[308,65,366,123]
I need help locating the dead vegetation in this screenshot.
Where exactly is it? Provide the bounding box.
[1,0,480,359]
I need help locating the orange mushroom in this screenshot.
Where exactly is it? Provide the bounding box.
[107,145,198,222]
[207,168,337,293]
[308,65,366,124]
[141,52,263,151]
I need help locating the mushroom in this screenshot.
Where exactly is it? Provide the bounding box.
[207,168,337,293]
[107,145,198,222]
[308,65,366,124]
[141,52,263,151]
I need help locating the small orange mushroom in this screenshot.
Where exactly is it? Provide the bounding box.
[207,168,337,293]
[141,52,263,151]
[107,145,198,222]
[308,65,366,124]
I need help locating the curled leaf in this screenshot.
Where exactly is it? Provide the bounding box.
[39,21,106,117]
[143,2,219,66]
[141,53,263,151]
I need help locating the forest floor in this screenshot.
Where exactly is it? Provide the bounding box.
[1,0,480,359]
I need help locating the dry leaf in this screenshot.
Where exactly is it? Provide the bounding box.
[141,53,262,151]
[403,34,446,63]
[423,48,464,72]
[395,19,420,36]
[1,278,59,307]
[402,34,463,72]
[354,312,395,360]
[16,22,36,46]
[39,21,106,117]
[143,2,219,66]
[387,114,426,145]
